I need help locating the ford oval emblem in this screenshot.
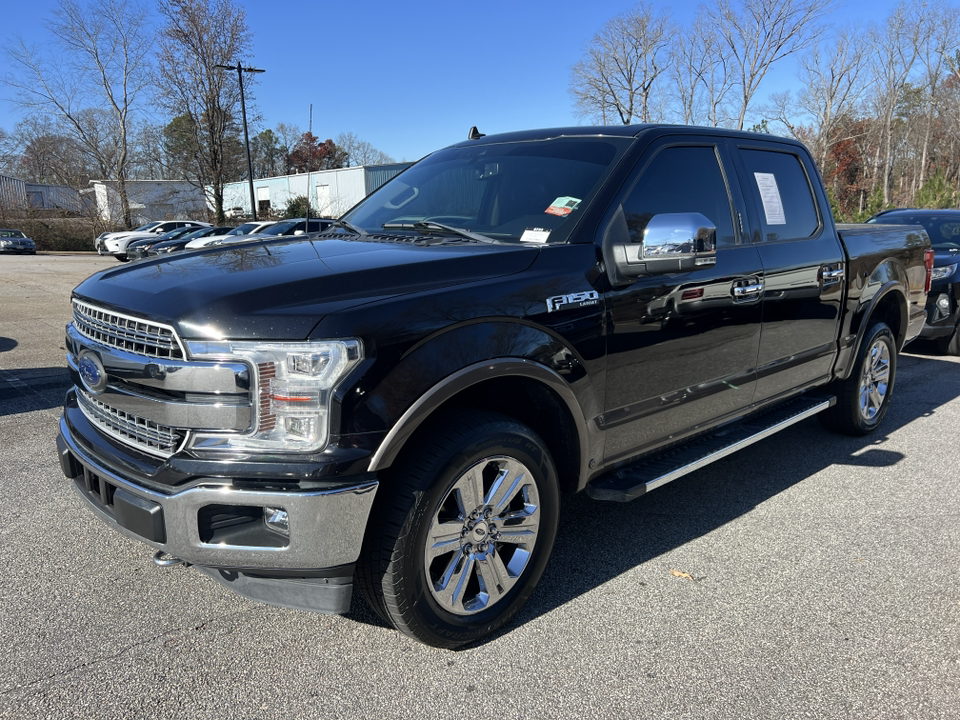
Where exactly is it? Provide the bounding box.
[78,351,108,394]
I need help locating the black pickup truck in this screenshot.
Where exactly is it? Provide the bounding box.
[57,125,932,648]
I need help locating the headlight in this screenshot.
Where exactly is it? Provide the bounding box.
[931,263,957,281]
[186,339,363,453]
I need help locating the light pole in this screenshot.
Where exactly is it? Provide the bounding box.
[215,61,264,221]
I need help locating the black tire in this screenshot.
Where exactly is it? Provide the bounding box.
[820,321,897,436]
[356,410,560,648]
[936,324,960,355]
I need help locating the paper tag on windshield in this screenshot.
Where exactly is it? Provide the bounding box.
[521,227,551,243]
[754,173,786,225]
[545,196,581,217]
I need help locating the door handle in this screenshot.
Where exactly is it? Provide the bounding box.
[821,266,844,286]
[733,281,764,297]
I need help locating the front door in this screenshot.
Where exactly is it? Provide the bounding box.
[601,139,764,463]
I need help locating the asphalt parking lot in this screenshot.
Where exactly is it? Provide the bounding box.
[1,253,958,719]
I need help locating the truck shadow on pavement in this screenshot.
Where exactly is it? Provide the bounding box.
[0,366,70,417]
[346,350,960,646]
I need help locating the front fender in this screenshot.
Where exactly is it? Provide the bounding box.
[347,320,598,481]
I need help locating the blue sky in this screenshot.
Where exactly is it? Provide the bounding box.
[2,0,905,163]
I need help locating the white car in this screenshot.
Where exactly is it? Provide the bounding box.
[95,220,211,261]
[184,220,278,249]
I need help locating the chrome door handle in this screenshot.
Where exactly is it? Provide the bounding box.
[821,267,844,285]
[733,282,764,297]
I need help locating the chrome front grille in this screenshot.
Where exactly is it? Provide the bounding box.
[72,300,185,359]
[77,389,184,458]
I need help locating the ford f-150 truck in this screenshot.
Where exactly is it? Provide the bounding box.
[57,125,932,648]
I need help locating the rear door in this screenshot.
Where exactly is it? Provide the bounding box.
[600,136,764,463]
[730,142,845,403]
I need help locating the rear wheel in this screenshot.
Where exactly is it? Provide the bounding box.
[821,321,896,436]
[356,410,560,648]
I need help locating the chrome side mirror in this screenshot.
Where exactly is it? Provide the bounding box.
[603,209,718,285]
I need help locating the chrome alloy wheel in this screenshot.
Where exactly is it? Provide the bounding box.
[423,455,541,616]
[858,337,891,422]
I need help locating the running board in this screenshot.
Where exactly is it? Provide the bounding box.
[586,395,836,502]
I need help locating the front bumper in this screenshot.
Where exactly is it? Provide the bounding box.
[57,414,379,613]
[920,283,960,339]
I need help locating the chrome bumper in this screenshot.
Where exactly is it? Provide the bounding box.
[58,416,378,570]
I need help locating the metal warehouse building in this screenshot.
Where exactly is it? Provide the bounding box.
[220,163,412,218]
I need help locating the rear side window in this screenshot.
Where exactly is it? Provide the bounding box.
[740,149,819,242]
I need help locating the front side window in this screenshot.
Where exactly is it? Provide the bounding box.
[621,145,737,246]
[344,137,632,243]
[740,149,819,242]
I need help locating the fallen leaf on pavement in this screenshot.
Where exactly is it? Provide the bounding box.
[670,570,694,581]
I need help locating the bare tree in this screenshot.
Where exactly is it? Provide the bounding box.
[3,0,153,227]
[916,2,958,190]
[336,132,396,167]
[570,2,672,124]
[869,2,926,204]
[670,9,736,126]
[710,0,833,130]
[156,0,253,222]
[795,27,870,168]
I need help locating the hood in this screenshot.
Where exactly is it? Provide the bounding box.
[73,236,539,341]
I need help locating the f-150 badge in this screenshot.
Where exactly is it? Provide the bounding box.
[546,290,599,312]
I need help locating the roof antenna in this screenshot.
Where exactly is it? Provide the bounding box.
[468,126,485,140]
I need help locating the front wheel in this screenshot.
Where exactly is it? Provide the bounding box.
[356,410,560,648]
[821,321,897,436]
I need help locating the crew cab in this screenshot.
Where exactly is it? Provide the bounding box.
[57,125,931,648]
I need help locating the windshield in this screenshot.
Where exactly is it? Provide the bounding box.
[228,223,259,236]
[344,137,631,243]
[261,220,299,236]
[133,222,161,232]
[868,213,960,251]
[0,230,25,238]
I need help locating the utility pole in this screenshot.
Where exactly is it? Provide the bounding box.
[215,61,264,220]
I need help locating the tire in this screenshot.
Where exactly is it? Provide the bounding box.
[820,321,897,436]
[356,410,560,648]
[936,324,960,355]
[115,255,130,262]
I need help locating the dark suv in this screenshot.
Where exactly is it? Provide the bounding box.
[868,209,960,353]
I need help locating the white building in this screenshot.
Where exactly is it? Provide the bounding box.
[90,179,208,224]
[220,163,412,218]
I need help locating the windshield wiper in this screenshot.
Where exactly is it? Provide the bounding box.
[332,218,368,236]
[382,221,495,244]
[383,220,497,244]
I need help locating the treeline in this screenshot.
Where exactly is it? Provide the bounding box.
[0,0,392,225]
[571,0,960,221]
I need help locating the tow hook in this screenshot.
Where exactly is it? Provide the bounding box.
[152,550,188,568]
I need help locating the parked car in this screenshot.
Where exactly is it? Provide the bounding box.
[225,206,247,219]
[95,220,211,261]
[214,217,334,246]
[125,227,204,260]
[183,220,278,249]
[0,229,36,254]
[146,226,233,256]
[867,208,960,353]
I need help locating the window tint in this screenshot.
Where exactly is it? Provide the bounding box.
[622,145,736,245]
[740,149,819,241]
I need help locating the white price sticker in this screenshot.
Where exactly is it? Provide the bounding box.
[520,227,551,244]
[754,172,786,226]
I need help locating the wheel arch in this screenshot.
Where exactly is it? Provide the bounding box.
[367,359,589,495]
[839,281,908,381]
